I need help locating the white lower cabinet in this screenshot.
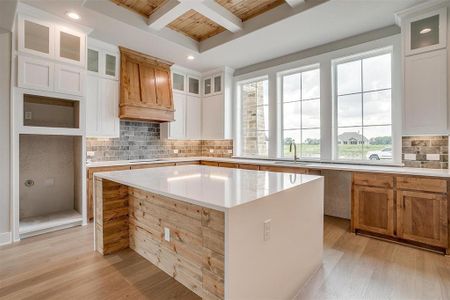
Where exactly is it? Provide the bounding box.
[403,49,448,135]
[18,55,85,96]
[86,74,120,137]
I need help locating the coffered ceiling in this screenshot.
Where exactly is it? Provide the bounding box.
[19,0,425,72]
[111,0,287,41]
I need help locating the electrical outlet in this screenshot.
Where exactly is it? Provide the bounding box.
[173,149,179,154]
[25,111,32,120]
[404,153,416,161]
[426,154,440,161]
[264,219,271,241]
[164,227,170,242]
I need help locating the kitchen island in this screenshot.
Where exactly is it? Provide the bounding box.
[94,165,324,300]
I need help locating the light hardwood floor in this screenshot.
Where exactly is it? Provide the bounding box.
[1,217,450,299]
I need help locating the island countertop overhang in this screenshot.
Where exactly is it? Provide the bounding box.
[94,165,323,211]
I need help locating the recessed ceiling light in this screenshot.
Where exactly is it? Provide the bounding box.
[187,55,195,60]
[66,11,80,20]
[420,28,432,34]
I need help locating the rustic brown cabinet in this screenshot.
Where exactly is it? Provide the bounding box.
[352,172,449,252]
[397,190,448,248]
[119,47,174,122]
[353,185,394,236]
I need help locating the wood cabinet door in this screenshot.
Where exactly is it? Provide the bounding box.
[123,58,142,104]
[155,68,172,109]
[353,186,394,236]
[139,63,157,105]
[397,190,448,248]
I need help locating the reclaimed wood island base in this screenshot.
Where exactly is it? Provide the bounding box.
[94,165,324,299]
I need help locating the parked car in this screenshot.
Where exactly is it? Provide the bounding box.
[366,148,392,160]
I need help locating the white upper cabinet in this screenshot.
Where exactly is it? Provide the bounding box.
[403,7,447,56]
[19,16,54,58]
[188,76,200,95]
[403,49,447,135]
[86,38,120,138]
[186,95,202,139]
[213,74,222,94]
[18,15,86,67]
[172,72,185,92]
[168,92,186,139]
[396,2,449,135]
[203,77,212,96]
[87,38,119,80]
[17,14,87,96]
[87,48,100,74]
[203,73,223,96]
[55,26,85,66]
[104,52,118,79]
[18,56,54,91]
[202,94,224,139]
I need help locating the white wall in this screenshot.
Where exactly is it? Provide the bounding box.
[0,32,11,243]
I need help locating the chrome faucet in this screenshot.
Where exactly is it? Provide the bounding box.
[289,140,299,162]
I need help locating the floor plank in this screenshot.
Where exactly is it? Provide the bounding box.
[1,217,450,299]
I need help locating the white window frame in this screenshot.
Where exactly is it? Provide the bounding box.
[278,63,321,161]
[237,76,270,158]
[233,35,401,166]
[331,46,398,164]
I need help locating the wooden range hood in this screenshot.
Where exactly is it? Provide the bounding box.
[119,47,174,122]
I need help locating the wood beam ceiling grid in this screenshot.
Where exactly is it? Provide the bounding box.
[111,0,287,41]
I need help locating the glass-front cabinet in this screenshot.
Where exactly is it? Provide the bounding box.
[87,48,99,73]
[188,76,200,95]
[403,7,447,56]
[19,16,54,58]
[204,77,212,95]
[87,43,119,79]
[172,72,185,92]
[18,15,86,66]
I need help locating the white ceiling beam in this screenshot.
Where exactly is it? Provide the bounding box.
[148,0,190,30]
[191,0,242,32]
[285,0,305,8]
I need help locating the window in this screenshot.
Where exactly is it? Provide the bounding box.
[334,50,392,161]
[281,68,320,159]
[240,79,269,157]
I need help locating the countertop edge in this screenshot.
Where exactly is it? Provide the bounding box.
[94,168,323,211]
[87,156,450,178]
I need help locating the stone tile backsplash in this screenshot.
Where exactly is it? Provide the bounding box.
[87,121,233,162]
[402,136,448,169]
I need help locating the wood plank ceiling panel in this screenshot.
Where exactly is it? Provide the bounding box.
[167,10,226,42]
[217,0,285,21]
[111,0,167,17]
[111,0,286,41]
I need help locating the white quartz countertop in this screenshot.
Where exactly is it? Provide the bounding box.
[95,165,321,211]
[87,156,450,178]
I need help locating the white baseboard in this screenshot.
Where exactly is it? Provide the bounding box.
[0,231,12,246]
